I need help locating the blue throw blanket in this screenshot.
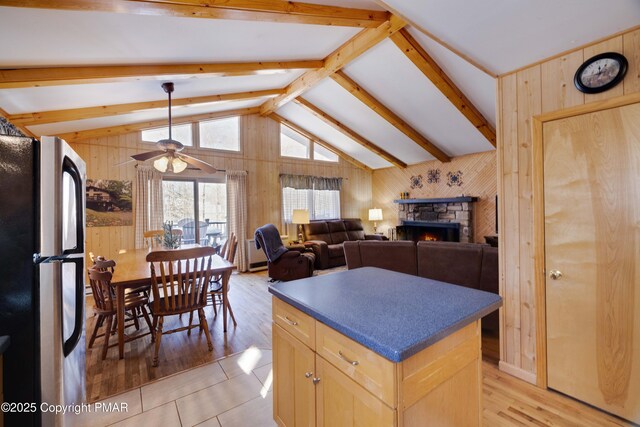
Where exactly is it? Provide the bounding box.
[255,224,288,263]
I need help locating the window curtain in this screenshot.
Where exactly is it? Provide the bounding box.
[280,174,342,227]
[279,174,342,191]
[134,165,164,249]
[226,170,248,272]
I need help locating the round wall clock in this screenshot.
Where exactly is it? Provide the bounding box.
[574,52,628,94]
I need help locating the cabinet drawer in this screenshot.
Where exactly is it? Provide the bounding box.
[273,297,316,350]
[316,322,396,408]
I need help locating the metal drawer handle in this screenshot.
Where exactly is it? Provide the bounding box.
[277,315,298,326]
[338,350,359,366]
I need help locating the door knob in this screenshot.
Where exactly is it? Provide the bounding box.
[312,377,321,385]
[549,270,563,280]
[305,372,313,378]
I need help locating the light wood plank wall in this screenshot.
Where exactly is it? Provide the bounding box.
[69,114,372,263]
[497,26,640,382]
[371,151,497,243]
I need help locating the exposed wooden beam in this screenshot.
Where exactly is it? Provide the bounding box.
[0,61,323,89]
[260,14,406,115]
[293,97,406,168]
[373,0,497,77]
[54,107,260,142]
[9,89,282,126]
[268,113,370,171]
[0,107,36,138]
[390,29,496,146]
[330,70,450,163]
[0,0,388,27]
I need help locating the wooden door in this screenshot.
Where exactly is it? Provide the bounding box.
[315,356,396,427]
[544,102,640,423]
[273,324,316,427]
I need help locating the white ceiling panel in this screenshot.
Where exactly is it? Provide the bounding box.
[0,72,302,114]
[0,7,360,67]
[406,27,496,126]
[27,98,266,137]
[343,39,495,157]
[304,78,435,164]
[378,0,640,74]
[277,102,392,169]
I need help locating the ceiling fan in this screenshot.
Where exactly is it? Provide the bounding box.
[129,82,217,174]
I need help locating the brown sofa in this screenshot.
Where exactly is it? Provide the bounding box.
[343,240,499,333]
[302,218,385,269]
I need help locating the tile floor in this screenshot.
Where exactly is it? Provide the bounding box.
[70,347,275,427]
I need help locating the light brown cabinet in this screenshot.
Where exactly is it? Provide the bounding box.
[272,297,483,427]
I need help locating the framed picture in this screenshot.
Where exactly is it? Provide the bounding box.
[86,179,133,227]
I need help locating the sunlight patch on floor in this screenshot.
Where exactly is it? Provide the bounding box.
[237,345,263,374]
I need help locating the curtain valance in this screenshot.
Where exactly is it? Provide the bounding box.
[279,174,343,191]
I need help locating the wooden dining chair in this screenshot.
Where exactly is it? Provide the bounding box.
[146,246,216,367]
[87,267,154,360]
[91,256,148,329]
[209,233,238,327]
[144,229,163,248]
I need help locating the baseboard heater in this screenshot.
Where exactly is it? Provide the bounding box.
[246,238,268,272]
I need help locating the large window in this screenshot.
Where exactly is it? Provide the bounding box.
[280,126,310,159]
[199,117,240,151]
[141,117,240,151]
[280,125,338,162]
[281,175,342,223]
[282,188,340,222]
[142,124,193,146]
[162,179,227,247]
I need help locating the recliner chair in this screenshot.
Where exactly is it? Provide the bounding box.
[255,224,315,281]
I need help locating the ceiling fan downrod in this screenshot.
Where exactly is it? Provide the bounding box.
[162,82,174,140]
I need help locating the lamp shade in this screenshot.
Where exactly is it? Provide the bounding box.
[292,209,310,224]
[368,208,383,221]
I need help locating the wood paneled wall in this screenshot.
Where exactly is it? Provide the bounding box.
[497,26,640,382]
[371,151,496,243]
[70,114,372,263]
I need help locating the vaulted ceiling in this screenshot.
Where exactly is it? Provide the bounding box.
[0,0,638,170]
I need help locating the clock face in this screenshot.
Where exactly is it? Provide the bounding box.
[580,58,621,88]
[574,52,628,94]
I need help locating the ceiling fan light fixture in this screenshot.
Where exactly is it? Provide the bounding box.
[172,157,188,173]
[153,156,169,173]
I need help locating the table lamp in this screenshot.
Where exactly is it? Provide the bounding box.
[369,208,383,233]
[292,209,310,242]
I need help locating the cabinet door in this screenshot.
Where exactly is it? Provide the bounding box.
[273,324,316,427]
[316,356,396,427]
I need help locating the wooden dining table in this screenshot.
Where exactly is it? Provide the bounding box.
[111,244,236,359]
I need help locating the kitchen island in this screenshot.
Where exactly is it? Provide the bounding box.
[269,267,502,427]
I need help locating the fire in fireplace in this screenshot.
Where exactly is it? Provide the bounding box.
[419,232,440,241]
[396,221,460,242]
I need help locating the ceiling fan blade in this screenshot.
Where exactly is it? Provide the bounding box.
[130,150,167,161]
[178,154,218,174]
[114,158,138,167]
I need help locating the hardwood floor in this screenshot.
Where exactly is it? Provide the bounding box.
[85,269,636,426]
[85,271,273,402]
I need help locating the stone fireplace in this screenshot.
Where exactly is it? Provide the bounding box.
[394,197,477,243]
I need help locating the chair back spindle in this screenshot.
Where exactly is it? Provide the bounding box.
[147,246,215,314]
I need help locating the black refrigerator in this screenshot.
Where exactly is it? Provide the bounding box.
[0,135,86,426]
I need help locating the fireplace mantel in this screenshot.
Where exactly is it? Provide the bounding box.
[393,196,478,204]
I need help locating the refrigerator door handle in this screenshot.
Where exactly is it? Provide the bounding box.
[61,257,84,357]
[62,156,84,255]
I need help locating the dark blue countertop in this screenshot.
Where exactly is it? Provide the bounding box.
[269,267,502,362]
[0,336,9,355]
